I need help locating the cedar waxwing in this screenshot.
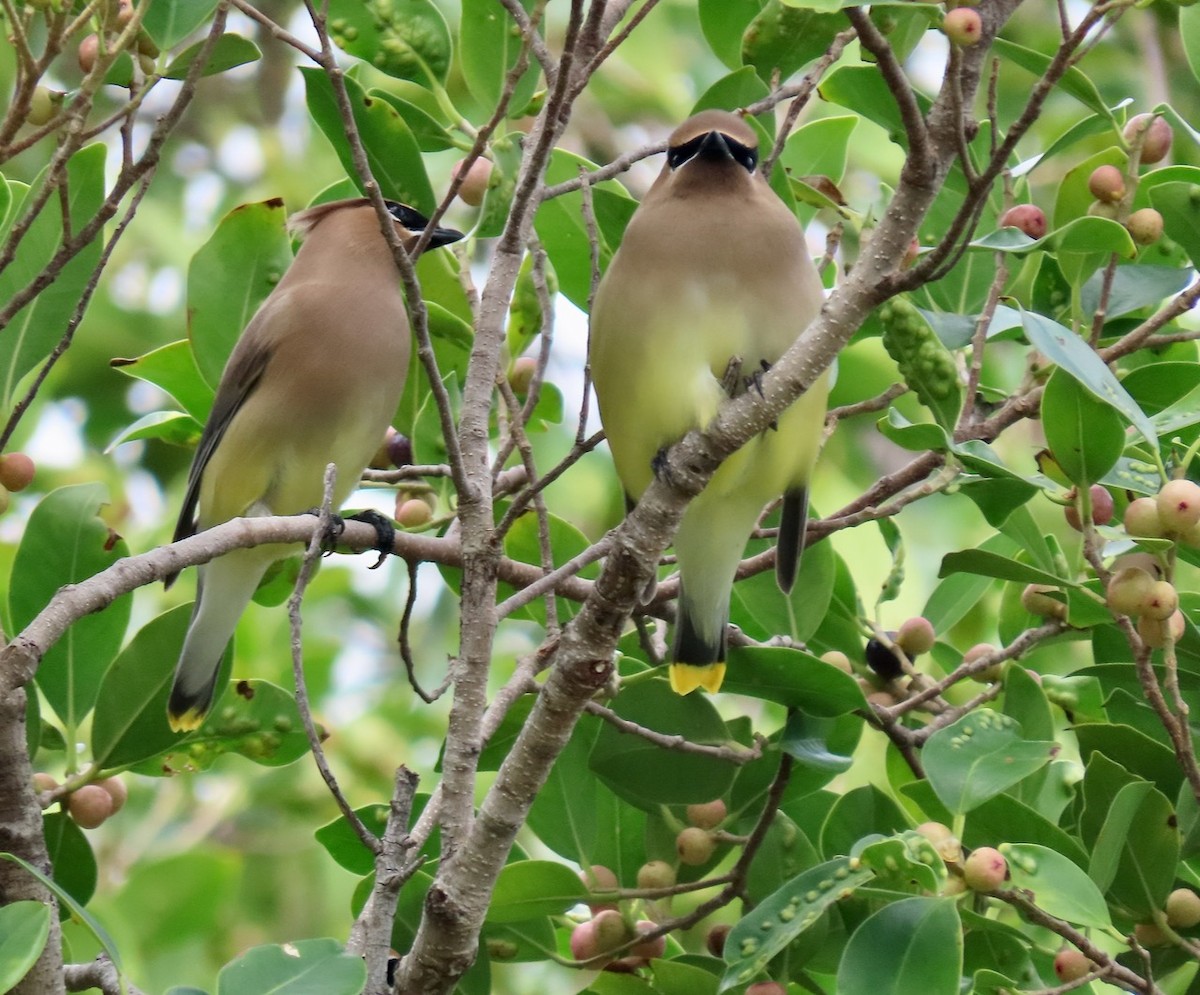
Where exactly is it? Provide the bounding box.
[589,110,829,695]
[166,198,463,732]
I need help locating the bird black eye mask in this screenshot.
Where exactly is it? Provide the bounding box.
[668,132,758,173]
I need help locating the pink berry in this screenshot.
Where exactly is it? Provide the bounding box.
[896,616,936,656]
[1125,114,1173,164]
[1157,479,1200,533]
[999,204,1047,239]
[686,799,727,830]
[676,826,716,866]
[67,785,113,829]
[1087,165,1126,204]
[451,157,493,207]
[962,846,1008,891]
[1053,947,1092,982]
[942,6,982,45]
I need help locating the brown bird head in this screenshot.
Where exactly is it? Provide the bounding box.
[665,110,759,176]
[287,197,463,253]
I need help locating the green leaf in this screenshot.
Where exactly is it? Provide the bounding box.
[106,410,200,451]
[369,88,455,151]
[143,0,219,48]
[876,408,951,453]
[186,199,291,390]
[1041,367,1126,487]
[698,0,765,69]
[937,549,1067,587]
[163,34,260,79]
[116,852,239,948]
[0,144,105,414]
[723,646,867,714]
[963,793,1089,870]
[217,938,366,995]
[742,2,844,85]
[111,339,213,421]
[534,149,636,309]
[820,784,910,857]
[1093,781,1179,920]
[1000,842,1112,929]
[1149,181,1200,270]
[92,606,203,768]
[778,711,861,784]
[326,0,451,87]
[991,38,1112,119]
[1082,264,1193,321]
[719,857,873,991]
[858,832,947,894]
[819,65,933,149]
[459,0,540,113]
[0,901,51,992]
[1020,309,1157,446]
[1184,5,1200,86]
[837,898,962,995]
[486,860,587,924]
[923,535,1016,631]
[10,484,131,730]
[923,709,1057,815]
[730,525,837,644]
[314,804,390,875]
[589,680,738,811]
[301,68,436,214]
[693,68,771,133]
[42,811,97,912]
[131,680,309,775]
[526,713,648,875]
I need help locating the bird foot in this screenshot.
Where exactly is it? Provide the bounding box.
[304,507,347,554]
[720,355,744,397]
[345,509,396,569]
[651,446,676,486]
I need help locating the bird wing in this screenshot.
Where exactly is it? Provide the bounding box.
[171,337,273,548]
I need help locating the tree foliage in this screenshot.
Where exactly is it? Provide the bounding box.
[3,0,1200,993]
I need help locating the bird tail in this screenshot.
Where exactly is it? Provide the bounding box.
[671,590,727,695]
[167,553,271,732]
[669,496,761,695]
[775,486,809,594]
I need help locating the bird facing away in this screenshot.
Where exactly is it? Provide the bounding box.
[589,109,829,695]
[166,198,463,732]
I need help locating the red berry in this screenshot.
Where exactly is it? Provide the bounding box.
[1140,580,1179,621]
[1124,496,1165,538]
[1053,947,1092,982]
[630,921,665,960]
[570,920,599,960]
[1125,114,1173,164]
[962,846,1008,891]
[592,909,629,953]
[676,826,716,866]
[1127,208,1164,246]
[745,984,788,995]
[580,864,619,914]
[1138,609,1185,649]
[452,157,493,207]
[942,6,982,45]
[998,204,1046,239]
[395,497,433,528]
[0,453,35,492]
[686,799,727,830]
[1167,888,1200,928]
[67,785,114,829]
[96,776,127,814]
[1157,479,1200,533]
[1106,567,1155,616]
[896,616,936,656]
[705,923,731,957]
[78,34,100,73]
[1087,165,1126,204]
[1065,484,1114,531]
[636,860,675,890]
[508,356,538,396]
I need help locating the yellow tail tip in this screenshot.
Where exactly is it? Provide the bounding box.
[167,708,206,734]
[669,662,726,695]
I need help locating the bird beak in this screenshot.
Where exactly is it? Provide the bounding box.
[423,224,465,248]
[696,130,734,162]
